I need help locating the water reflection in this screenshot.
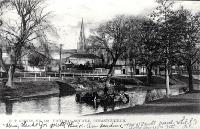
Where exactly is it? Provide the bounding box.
[58,97,61,114]
[0,95,130,116]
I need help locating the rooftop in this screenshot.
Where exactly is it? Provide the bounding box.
[69,53,100,59]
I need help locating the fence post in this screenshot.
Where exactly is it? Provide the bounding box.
[40,72,42,76]
[62,76,63,80]
[49,76,51,81]
[20,77,22,82]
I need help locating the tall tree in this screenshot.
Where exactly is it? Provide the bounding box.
[0,0,56,88]
[176,8,200,92]
[137,19,162,85]
[151,0,175,97]
[125,16,144,77]
[88,15,131,85]
[0,0,8,73]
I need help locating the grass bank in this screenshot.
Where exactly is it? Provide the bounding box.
[111,74,200,87]
[0,77,103,100]
[1,81,60,100]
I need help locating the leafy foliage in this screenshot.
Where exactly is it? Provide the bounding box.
[28,51,51,68]
[88,15,133,79]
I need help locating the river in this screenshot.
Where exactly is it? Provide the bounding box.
[0,94,130,116]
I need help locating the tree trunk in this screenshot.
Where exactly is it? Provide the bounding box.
[106,59,117,86]
[130,65,133,77]
[146,64,153,86]
[124,57,127,75]
[130,58,135,77]
[6,48,16,88]
[0,48,6,72]
[166,58,170,97]
[187,63,193,92]
[6,65,15,88]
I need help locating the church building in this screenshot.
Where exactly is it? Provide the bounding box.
[65,19,102,67]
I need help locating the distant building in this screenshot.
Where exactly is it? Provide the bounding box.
[64,18,102,69]
[50,49,77,60]
[86,42,164,75]
[0,48,49,72]
[67,53,101,66]
[48,49,78,71]
[21,50,50,72]
[77,18,86,53]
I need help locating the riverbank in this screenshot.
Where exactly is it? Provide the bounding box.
[94,91,200,115]
[0,74,199,101]
[0,77,104,100]
[0,81,60,100]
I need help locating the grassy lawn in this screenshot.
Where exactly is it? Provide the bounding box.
[135,76,174,85]
[171,74,200,84]
[111,74,200,89]
[111,76,174,86]
[111,77,142,85]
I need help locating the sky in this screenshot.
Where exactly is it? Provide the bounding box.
[45,0,200,49]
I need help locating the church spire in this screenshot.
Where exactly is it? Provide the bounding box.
[77,18,86,53]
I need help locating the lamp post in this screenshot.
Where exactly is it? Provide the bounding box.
[59,44,63,78]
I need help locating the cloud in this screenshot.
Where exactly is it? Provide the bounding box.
[46,0,200,49]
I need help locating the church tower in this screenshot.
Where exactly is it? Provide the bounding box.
[77,18,86,53]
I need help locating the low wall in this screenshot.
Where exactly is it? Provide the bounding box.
[127,87,184,106]
[128,90,147,107]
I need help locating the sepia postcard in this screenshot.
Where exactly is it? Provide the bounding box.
[0,0,200,129]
